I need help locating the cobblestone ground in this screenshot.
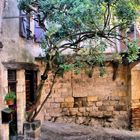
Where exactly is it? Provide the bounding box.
[39,121,140,140]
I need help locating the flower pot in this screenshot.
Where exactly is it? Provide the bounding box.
[6,99,14,105]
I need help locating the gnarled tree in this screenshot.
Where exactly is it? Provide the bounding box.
[18,0,139,122]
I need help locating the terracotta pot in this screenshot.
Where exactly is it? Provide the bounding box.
[6,99,14,105]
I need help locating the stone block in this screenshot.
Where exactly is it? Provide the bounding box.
[95,111,103,118]
[114,105,127,111]
[96,101,102,107]
[85,107,92,112]
[64,97,74,102]
[52,92,61,98]
[87,101,93,107]
[24,120,41,139]
[50,109,61,117]
[78,107,86,113]
[54,97,64,103]
[108,96,120,101]
[106,106,114,111]
[98,106,107,111]
[24,120,41,131]
[82,111,89,116]
[92,106,98,111]
[47,98,55,103]
[102,101,110,106]
[61,102,67,108]
[131,99,140,104]
[75,117,85,124]
[60,102,74,108]
[62,108,70,115]
[69,108,78,116]
[61,91,72,97]
[109,101,118,106]
[118,91,127,97]
[103,111,113,117]
[87,96,98,102]
[76,112,83,116]
[61,88,68,93]
[50,103,60,108]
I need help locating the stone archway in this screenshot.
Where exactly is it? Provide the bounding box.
[131,62,140,130]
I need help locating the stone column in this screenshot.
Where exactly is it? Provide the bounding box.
[16,69,26,134]
[0,64,9,140]
[0,124,9,140]
[131,63,140,130]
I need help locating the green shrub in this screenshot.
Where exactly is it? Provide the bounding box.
[4,91,16,101]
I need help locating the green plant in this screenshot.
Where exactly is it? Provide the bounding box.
[4,91,16,101]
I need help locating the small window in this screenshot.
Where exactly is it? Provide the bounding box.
[74,97,87,107]
[8,70,16,92]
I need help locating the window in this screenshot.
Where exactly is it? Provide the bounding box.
[19,11,45,43]
[74,97,87,107]
[8,70,16,93]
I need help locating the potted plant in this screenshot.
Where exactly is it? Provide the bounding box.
[4,91,16,105]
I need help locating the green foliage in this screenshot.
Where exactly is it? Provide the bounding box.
[18,0,137,43]
[127,41,139,62]
[99,66,106,77]
[4,91,16,101]
[18,0,32,11]
[115,0,137,23]
[18,0,139,73]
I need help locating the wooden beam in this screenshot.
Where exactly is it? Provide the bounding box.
[2,62,39,70]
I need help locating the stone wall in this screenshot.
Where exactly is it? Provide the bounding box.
[0,0,34,63]
[130,63,140,130]
[36,61,131,129]
[0,0,40,139]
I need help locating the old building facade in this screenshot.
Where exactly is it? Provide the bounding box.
[0,0,140,140]
[0,0,42,139]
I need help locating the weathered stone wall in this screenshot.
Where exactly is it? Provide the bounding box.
[0,0,39,138]
[36,61,131,129]
[130,63,140,130]
[0,0,34,63]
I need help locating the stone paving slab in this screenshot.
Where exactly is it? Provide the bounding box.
[40,121,140,140]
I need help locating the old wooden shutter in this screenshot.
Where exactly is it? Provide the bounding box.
[19,11,30,39]
[34,20,45,43]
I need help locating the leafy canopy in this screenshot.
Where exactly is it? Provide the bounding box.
[18,0,140,121]
[18,0,139,73]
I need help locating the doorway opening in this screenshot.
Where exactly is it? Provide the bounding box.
[25,70,37,111]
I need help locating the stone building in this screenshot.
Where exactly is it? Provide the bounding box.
[0,0,43,139]
[0,0,140,140]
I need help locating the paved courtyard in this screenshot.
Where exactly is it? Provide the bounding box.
[39,121,140,140]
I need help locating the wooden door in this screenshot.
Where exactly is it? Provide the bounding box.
[25,70,37,106]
